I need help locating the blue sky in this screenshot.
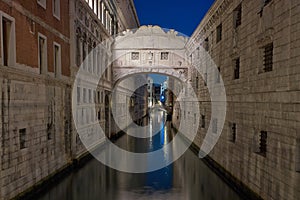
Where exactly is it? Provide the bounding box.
[133,0,215,83]
[133,0,215,36]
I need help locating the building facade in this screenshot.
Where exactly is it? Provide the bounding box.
[186,0,300,199]
[0,0,139,199]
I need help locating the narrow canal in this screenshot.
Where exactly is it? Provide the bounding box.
[37,110,243,200]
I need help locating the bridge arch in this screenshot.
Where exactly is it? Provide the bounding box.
[111,25,191,85]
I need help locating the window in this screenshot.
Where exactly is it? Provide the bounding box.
[1,14,15,66]
[264,0,272,6]
[89,89,92,103]
[196,76,199,89]
[234,4,242,28]
[161,52,169,60]
[234,58,240,79]
[19,128,26,149]
[230,123,237,143]
[38,33,47,74]
[83,88,87,103]
[204,38,209,51]
[216,24,222,43]
[296,139,300,172]
[53,0,60,19]
[263,43,273,72]
[201,114,205,128]
[259,131,267,156]
[212,118,218,134]
[53,43,61,77]
[131,52,139,60]
[37,0,47,9]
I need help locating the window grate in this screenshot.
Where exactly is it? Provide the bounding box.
[264,43,273,72]
[259,131,267,156]
[161,52,169,60]
[131,52,139,60]
[234,58,240,79]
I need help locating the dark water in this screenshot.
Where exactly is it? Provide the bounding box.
[37,110,243,200]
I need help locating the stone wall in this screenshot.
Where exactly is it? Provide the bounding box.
[187,0,300,199]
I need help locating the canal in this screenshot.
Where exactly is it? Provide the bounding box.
[36,110,243,200]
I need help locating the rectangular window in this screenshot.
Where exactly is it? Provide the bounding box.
[259,131,267,156]
[19,128,26,149]
[1,15,15,66]
[263,43,273,72]
[83,88,87,103]
[161,52,169,60]
[37,0,47,9]
[38,33,47,74]
[201,114,205,128]
[196,76,199,89]
[296,139,300,172]
[212,118,218,134]
[204,38,209,51]
[230,123,237,143]
[53,0,60,19]
[216,24,222,43]
[131,52,139,60]
[234,58,240,79]
[234,4,242,28]
[53,43,61,77]
[89,89,92,103]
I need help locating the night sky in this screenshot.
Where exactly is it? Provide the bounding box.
[133,0,215,36]
[133,0,215,83]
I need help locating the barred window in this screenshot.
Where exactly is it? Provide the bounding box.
[234,4,242,28]
[131,52,139,60]
[263,43,273,72]
[161,52,169,60]
[230,123,237,143]
[196,76,199,89]
[234,58,240,79]
[19,129,26,149]
[259,131,267,156]
[216,24,222,43]
[201,115,205,128]
[204,38,209,51]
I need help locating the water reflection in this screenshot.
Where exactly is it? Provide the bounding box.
[37,110,242,200]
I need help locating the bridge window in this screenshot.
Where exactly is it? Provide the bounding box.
[161,52,169,60]
[263,43,273,72]
[131,52,139,60]
[216,24,222,43]
[19,128,26,149]
[234,4,242,28]
[212,118,218,134]
[234,58,240,79]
